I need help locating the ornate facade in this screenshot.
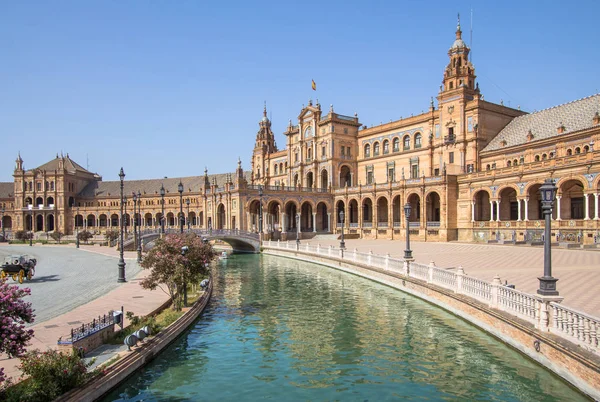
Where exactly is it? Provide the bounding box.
[1,18,599,244]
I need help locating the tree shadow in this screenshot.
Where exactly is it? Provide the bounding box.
[30,275,60,282]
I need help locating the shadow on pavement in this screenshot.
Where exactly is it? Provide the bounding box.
[31,275,60,282]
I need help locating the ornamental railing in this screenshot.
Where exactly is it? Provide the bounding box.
[61,311,115,343]
[264,240,600,355]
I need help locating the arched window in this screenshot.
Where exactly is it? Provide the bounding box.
[364,144,371,157]
[575,147,581,154]
[414,133,422,148]
[535,155,540,162]
[274,165,278,175]
[307,148,313,160]
[50,181,55,190]
[393,138,399,152]
[507,161,512,167]
[486,164,490,171]
[566,149,573,156]
[584,145,590,153]
[542,153,547,160]
[383,140,389,154]
[403,136,410,150]
[513,159,518,166]
[373,142,380,156]
[280,163,284,172]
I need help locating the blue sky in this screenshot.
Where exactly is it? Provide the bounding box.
[1,1,599,182]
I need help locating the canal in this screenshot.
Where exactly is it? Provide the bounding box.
[104,254,586,401]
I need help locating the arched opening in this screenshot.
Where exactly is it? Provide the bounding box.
[373,142,380,156]
[306,172,314,189]
[376,196,388,226]
[284,201,298,231]
[189,212,197,226]
[473,190,491,221]
[340,165,352,187]
[499,187,518,221]
[300,202,313,232]
[403,135,410,150]
[199,211,204,228]
[167,212,175,227]
[364,144,371,157]
[26,214,33,231]
[348,199,359,226]
[336,200,345,228]
[217,204,226,230]
[87,214,96,228]
[406,194,421,226]
[36,197,43,207]
[124,214,131,231]
[316,202,329,232]
[560,179,585,220]
[47,214,55,232]
[267,201,281,234]
[1,216,12,231]
[414,133,422,149]
[47,197,55,206]
[383,140,390,154]
[25,197,33,206]
[294,173,299,188]
[68,197,75,207]
[36,214,43,231]
[99,214,108,227]
[110,214,119,227]
[320,169,328,189]
[393,138,400,152]
[392,195,402,226]
[362,198,373,226]
[145,213,153,227]
[134,213,141,227]
[155,213,162,228]
[426,192,441,225]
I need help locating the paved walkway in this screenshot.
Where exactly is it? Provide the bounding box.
[301,238,600,317]
[0,245,169,381]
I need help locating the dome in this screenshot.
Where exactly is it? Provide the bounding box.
[261,116,269,123]
[451,38,467,50]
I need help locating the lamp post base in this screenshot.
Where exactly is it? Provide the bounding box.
[117,260,127,283]
[404,250,414,261]
[537,276,559,296]
[340,240,346,250]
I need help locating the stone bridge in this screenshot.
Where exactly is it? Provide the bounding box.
[123,228,261,253]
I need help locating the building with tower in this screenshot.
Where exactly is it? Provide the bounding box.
[1,17,599,245]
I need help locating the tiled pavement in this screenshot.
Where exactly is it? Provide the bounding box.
[299,238,600,317]
[0,244,169,381]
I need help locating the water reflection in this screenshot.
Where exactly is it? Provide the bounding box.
[105,254,586,401]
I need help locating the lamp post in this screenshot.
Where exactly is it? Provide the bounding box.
[339,210,346,250]
[137,191,142,262]
[178,180,184,234]
[123,196,128,235]
[258,185,263,241]
[186,198,190,232]
[132,192,138,261]
[117,167,127,283]
[404,203,413,261]
[160,184,165,234]
[29,210,33,247]
[537,178,559,296]
[75,207,80,248]
[296,212,301,248]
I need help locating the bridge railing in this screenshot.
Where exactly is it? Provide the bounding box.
[263,240,600,356]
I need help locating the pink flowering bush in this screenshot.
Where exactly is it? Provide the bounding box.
[140,233,215,310]
[0,278,35,359]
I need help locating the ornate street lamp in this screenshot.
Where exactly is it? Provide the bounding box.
[160,184,165,234]
[178,180,184,234]
[186,198,191,231]
[258,185,263,240]
[118,167,127,283]
[137,190,142,262]
[75,207,80,249]
[296,212,301,247]
[404,202,413,261]
[123,196,128,235]
[538,179,559,296]
[339,209,346,250]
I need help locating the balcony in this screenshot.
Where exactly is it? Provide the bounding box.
[444,135,456,145]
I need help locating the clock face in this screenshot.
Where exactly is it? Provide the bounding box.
[304,126,313,138]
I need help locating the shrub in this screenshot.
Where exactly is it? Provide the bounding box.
[49,231,63,244]
[9,349,95,402]
[104,230,119,243]
[14,231,33,241]
[77,231,93,244]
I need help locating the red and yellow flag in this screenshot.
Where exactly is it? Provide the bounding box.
[311,79,316,91]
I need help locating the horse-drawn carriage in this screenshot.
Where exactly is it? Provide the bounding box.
[1,255,36,283]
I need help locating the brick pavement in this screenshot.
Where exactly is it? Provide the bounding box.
[0,245,169,381]
[303,238,600,317]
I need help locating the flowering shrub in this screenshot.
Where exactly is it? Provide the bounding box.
[11,349,95,401]
[140,233,215,310]
[0,278,35,359]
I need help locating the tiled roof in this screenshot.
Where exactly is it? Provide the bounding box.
[31,155,93,174]
[0,182,13,199]
[483,94,600,152]
[79,171,251,198]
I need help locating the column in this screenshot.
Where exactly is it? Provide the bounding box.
[555,196,562,221]
[524,198,529,221]
[246,211,251,232]
[594,193,599,220]
[584,194,590,220]
[282,212,287,232]
[517,199,522,221]
[489,201,494,222]
[312,212,316,232]
[496,200,501,222]
[471,201,475,222]
[327,212,331,232]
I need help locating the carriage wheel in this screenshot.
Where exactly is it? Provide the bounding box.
[27,270,33,280]
[18,269,25,284]
[12,274,17,281]
[0,270,6,280]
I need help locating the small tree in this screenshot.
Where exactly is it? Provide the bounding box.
[104,229,119,244]
[49,231,63,244]
[77,230,93,244]
[140,233,215,311]
[14,230,33,242]
[0,279,35,358]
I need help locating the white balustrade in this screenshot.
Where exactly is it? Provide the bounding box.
[550,303,600,353]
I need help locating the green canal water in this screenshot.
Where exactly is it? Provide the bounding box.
[104,254,587,401]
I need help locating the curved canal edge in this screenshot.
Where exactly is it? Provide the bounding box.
[263,247,600,400]
[56,279,214,402]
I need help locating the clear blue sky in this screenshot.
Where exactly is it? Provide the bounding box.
[1,1,599,183]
